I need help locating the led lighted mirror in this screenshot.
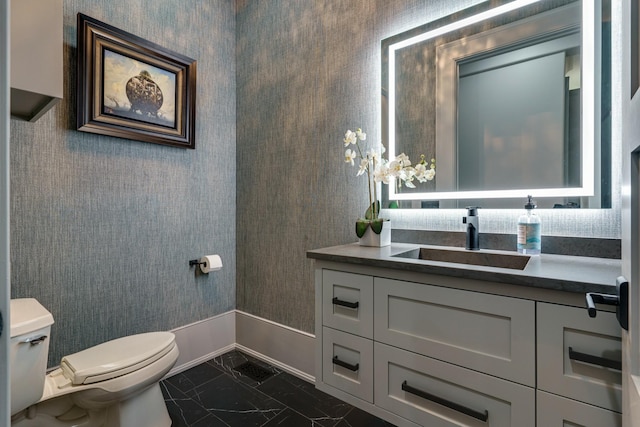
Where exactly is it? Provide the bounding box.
[382,0,611,209]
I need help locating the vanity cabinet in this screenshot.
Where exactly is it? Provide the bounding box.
[315,264,622,427]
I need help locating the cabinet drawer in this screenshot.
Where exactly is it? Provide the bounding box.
[374,277,535,386]
[536,390,621,427]
[537,302,621,412]
[322,327,373,403]
[375,342,535,427]
[322,270,373,338]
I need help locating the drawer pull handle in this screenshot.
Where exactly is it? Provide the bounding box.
[569,347,621,371]
[332,356,359,372]
[332,297,359,309]
[401,381,489,423]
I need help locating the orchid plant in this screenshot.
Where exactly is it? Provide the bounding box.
[343,128,435,237]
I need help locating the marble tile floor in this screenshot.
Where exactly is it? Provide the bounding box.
[161,350,396,427]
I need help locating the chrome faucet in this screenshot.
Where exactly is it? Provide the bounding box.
[463,207,480,250]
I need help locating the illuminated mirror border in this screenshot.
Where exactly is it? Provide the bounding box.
[386,0,597,201]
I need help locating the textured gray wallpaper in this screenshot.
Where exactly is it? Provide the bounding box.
[236,0,484,334]
[11,0,236,365]
[11,0,619,368]
[236,0,621,335]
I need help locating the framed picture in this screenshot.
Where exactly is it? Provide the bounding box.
[77,13,197,149]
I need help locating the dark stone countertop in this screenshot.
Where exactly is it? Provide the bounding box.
[307,243,622,295]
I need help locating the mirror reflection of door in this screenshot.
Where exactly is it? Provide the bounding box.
[457,37,580,195]
[455,30,581,211]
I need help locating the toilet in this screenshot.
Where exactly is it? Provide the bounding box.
[10,298,179,427]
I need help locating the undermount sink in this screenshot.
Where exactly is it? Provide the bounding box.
[392,247,531,270]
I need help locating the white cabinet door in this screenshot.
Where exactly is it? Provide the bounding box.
[375,342,535,427]
[537,302,622,412]
[321,327,373,403]
[537,390,622,427]
[374,277,535,386]
[322,270,373,338]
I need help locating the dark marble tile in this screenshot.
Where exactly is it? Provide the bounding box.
[209,350,281,387]
[336,407,397,427]
[191,413,231,426]
[261,408,315,426]
[190,372,285,426]
[256,371,352,426]
[160,381,210,427]
[164,361,225,396]
[162,350,394,427]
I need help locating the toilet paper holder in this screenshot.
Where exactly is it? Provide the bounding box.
[189,255,223,274]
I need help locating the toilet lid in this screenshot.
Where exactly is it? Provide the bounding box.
[10,298,54,338]
[60,331,176,385]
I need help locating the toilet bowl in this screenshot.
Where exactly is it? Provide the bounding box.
[10,298,179,427]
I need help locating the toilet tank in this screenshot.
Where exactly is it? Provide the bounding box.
[10,298,54,415]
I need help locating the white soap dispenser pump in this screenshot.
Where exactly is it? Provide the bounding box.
[517,195,541,255]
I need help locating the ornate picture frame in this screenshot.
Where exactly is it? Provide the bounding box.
[77,13,197,149]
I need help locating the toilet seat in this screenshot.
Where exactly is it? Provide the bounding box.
[60,332,176,385]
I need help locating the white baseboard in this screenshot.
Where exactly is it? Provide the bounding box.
[235,311,315,383]
[167,310,316,383]
[168,310,236,377]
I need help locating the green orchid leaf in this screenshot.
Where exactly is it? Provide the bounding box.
[355,219,370,238]
[364,201,381,220]
[388,201,399,209]
[370,218,384,234]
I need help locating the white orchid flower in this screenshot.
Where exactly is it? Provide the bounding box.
[425,168,436,181]
[344,130,357,147]
[341,127,436,222]
[414,163,428,183]
[357,159,368,176]
[388,159,403,176]
[374,164,391,184]
[395,153,411,167]
[344,148,356,166]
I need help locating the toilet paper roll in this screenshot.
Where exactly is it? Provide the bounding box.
[200,255,222,274]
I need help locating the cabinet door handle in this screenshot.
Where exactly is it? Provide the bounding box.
[568,347,621,371]
[332,356,359,372]
[332,297,359,309]
[401,381,489,423]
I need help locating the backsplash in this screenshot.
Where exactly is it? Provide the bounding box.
[392,230,621,259]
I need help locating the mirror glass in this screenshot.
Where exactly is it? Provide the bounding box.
[382,0,611,209]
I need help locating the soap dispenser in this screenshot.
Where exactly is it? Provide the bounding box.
[517,195,541,255]
[463,207,479,250]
